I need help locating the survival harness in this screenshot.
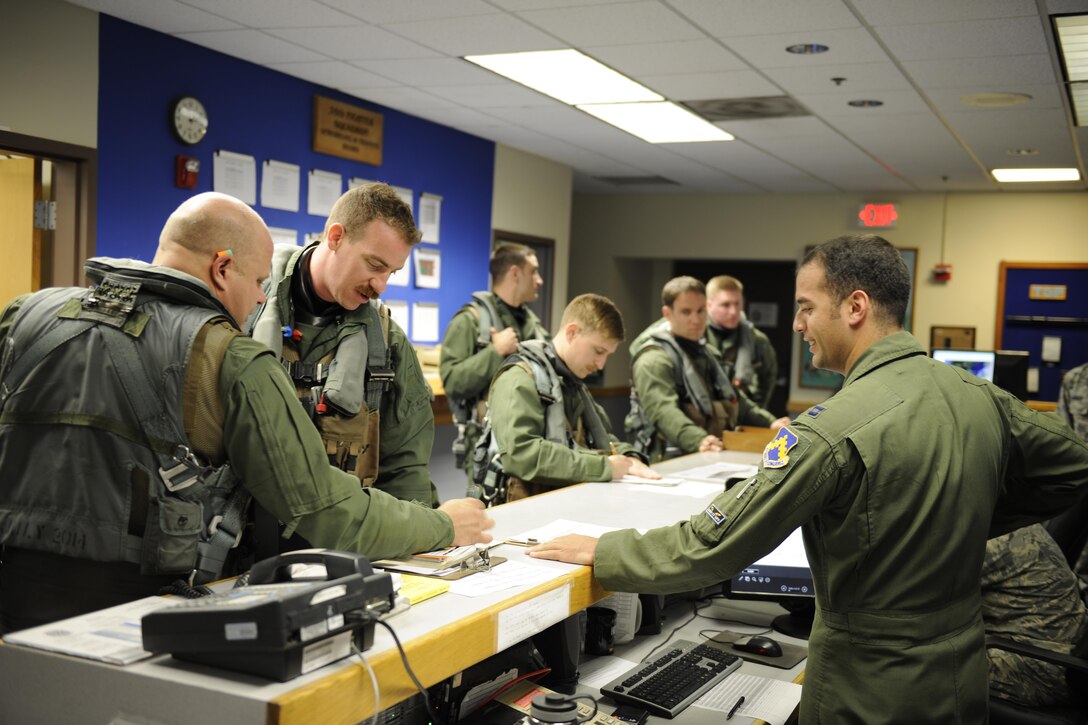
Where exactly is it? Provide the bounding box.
[250,245,394,486]
[624,328,735,459]
[449,292,548,469]
[471,340,611,506]
[0,261,249,586]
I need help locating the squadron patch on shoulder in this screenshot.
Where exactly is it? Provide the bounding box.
[763,426,799,469]
[704,504,727,526]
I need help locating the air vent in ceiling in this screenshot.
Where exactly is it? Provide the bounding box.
[681,96,810,122]
[596,175,679,186]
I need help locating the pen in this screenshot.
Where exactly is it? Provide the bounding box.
[726,695,745,720]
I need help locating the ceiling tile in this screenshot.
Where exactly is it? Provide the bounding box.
[793,89,929,116]
[876,17,1048,61]
[175,29,327,63]
[263,25,440,59]
[383,13,564,56]
[763,62,913,96]
[268,60,396,89]
[668,0,860,36]
[516,2,703,46]
[345,86,462,113]
[352,58,506,86]
[927,84,1065,115]
[720,116,835,141]
[318,0,496,24]
[643,70,783,101]
[902,54,1057,90]
[722,27,891,69]
[421,82,557,107]
[179,0,360,28]
[851,0,1038,26]
[66,0,240,32]
[587,39,748,78]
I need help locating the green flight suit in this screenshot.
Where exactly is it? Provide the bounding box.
[440,292,549,477]
[256,244,438,506]
[595,332,1088,723]
[0,270,454,627]
[707,320,778,410]
[632,334,776,460]
[488,342,638,489]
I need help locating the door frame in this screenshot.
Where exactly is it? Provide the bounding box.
[0,130,96,288]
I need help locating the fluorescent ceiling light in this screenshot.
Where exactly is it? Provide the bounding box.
[1071,82,1088,126]
[991,168,1081,182]
[577,102,735,143]
[1056,15,1088,83]
[463,49,662,105]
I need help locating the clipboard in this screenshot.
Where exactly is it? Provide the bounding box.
[373,544,506,580]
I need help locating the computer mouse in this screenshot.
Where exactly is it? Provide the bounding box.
[732,634,783,658]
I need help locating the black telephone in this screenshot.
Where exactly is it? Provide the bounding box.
[142,548,394,681]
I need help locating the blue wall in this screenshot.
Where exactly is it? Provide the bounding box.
[97,16,494,341]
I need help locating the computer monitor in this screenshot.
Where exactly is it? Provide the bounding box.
[994,350,1029,401]
[931,348,996,382]
[727,528,815,639]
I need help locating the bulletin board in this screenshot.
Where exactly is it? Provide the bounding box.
[995,262,1088,401]
[96,16,495,345]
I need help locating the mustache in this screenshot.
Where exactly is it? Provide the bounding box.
[359,286,380,299]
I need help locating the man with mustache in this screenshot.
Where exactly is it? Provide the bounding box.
[250,183,439,511]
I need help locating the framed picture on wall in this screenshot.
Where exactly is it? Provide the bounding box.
[930,326,975,350]
[798,245,918,389]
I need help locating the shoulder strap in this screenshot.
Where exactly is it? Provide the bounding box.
[1,304,94,408]
[510,341,567,446]
[648,331,717,418]
[471,291,502,347]
[576,385,612,451]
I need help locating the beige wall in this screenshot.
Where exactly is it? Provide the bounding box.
[0,0,98,148]
[0,156,36,306]
[491,144,573,329]
[570,191,1088,396]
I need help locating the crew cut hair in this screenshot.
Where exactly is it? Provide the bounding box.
[326,182,422,245]
[661,276,706,308]
[707,275,744,297]
[801,234,910,327]
[560,293,625,342]
[490,242,535,283]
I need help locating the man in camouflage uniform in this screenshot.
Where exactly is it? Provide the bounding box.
[705,275,778,410]
[982,524,1088,708]
[529,235,1088,723]
[1057,362,1088,443]
[440,243,548,482]
[0,193,493,631]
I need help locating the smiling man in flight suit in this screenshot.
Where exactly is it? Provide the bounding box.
[528,235,1088,723]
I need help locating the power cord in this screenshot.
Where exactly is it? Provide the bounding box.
[350,638,381,725]
[374,618,450,725]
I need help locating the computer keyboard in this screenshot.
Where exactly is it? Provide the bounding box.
[599,639,742,719]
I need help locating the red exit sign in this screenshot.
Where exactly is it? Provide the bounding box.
[858,203,898,228]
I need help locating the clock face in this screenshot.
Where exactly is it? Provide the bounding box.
[173,96,208,145]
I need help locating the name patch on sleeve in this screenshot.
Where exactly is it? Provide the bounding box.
[762,426,799,469]
[704,504,727,526]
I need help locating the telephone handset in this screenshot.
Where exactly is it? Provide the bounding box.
[246,548,375,585]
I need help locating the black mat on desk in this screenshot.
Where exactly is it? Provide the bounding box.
[708,631,807,669]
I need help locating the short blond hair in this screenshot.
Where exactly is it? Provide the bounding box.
[327,182,421,244]
[560,293,625,342]
[707,275,743,297]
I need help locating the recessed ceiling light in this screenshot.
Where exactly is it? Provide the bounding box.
[463,49,662,105]
[961,92,1033,108]
[991,168,1081,182]
[1006,148,1039,156]
[786,43,829,54]
[577,102,735,143]
[848,99,883,108]
[1055,15,1088,83]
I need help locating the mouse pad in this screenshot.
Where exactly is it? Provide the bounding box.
[708,631,807,670]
